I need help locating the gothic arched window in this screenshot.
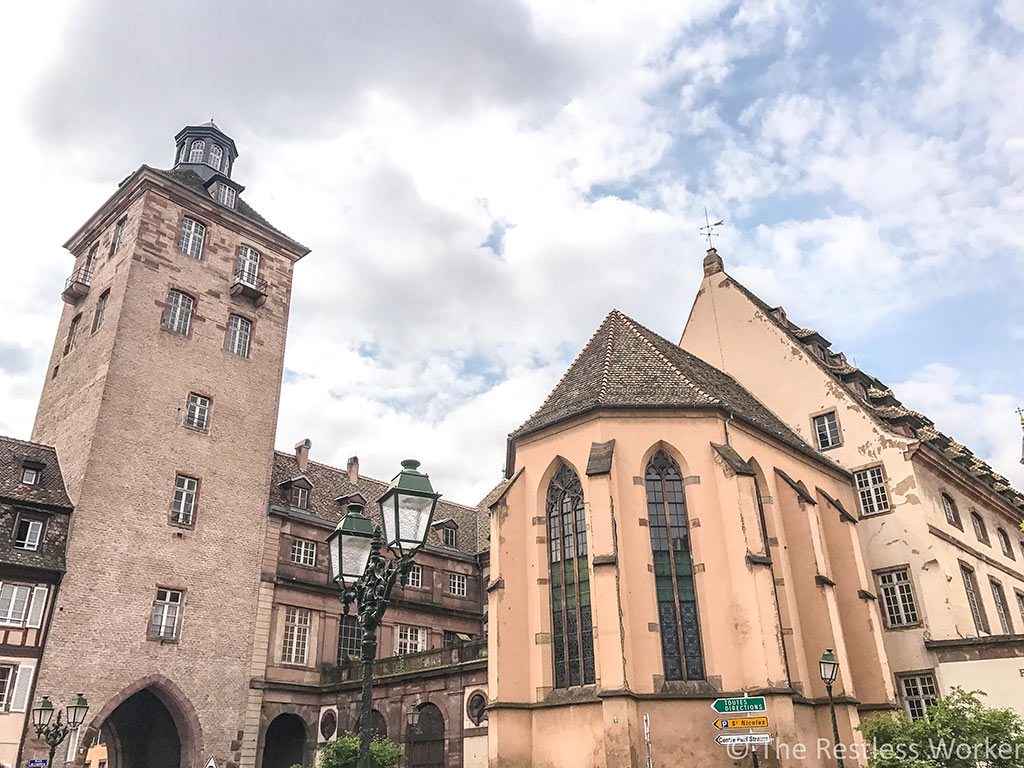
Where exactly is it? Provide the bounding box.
[188,139,205,163]
[645,450,704,680]
[547,463,595,688]
[209,144,223,171]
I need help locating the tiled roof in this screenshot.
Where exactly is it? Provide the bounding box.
[0,435,72,510]
[270,452,488,555]
[727,277,1024,515]
[511,310,843,472]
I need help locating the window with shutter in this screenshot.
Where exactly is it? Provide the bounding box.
[9,664,34,712]
[0,584,31,625]
[26,586,48,629]
[0,665,13,710]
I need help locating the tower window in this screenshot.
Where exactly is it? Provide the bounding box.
[62,314,82,356]
[84,244,98,273]
[170,475,199,526]
[184,393,211,430]
[110,218,127,254]
[209,144,223,171]
[188,140,205,163]
[149,589,183,641]
[162,290,194,336]
[91,290,110,334]
[217,184,236,209]
[178,218,206,260]
[235,245,261,286]
[177,144,187,163]
[812,411,841,450]
[225,315,252,358]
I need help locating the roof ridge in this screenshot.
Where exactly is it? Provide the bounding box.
[597,311,620,404]
[0,434,57,452]
[616,312,719,404]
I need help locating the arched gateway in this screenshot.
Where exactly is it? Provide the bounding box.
[80,677,202,768]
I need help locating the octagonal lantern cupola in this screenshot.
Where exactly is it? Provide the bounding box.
[173,120,239,182]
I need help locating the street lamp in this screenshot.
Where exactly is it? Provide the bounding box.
[31,693,90,763]
[327,459,440,768]
[819,649,845,768]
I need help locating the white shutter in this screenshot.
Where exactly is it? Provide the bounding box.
[66,727,80,759]
[26,586,48,629]
[9,664,34,712]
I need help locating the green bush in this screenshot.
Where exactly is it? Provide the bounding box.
[860,688,1024,767]
[318,732,403,768]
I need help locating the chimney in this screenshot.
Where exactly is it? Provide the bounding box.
[347,456,359,484]
[295,439,311,472]
[703,247,724,277]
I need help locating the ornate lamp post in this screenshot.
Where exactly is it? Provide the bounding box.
[31,693,90,763]
[328,459,440,768]
[819,649,845,768]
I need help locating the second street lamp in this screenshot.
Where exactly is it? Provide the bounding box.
[31,692,90,764]
[327,459,440,768]
[819,649,845,768]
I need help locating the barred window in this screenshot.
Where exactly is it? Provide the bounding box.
[91,290,109,334]
[162,290,194,335]
[406,563,422,588]
[854,466,890,516]
[149,589,182,640]
[209,144,223,171]
[395,624,427,655]
[448,573,467,597]
[899,673,937,720]
[235,245,260,286]
[63,313,82,356]
[645,450,705,681]
[990,579,1013,634]
[225,315,252,358]
[178,218,206,260]
[291,538,316,567]
[184,393,211,430]
[171,475,198,526]
[281,607,310,664]
[188,140,205,163]
[961,564,989,635]
[813,411,841,450]
[941,494,962,528]
[338,615,361,662]
[547,463,595,688]
[877,568,919,628]
[997,528,1015,560]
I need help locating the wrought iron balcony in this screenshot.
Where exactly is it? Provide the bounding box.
[61,267,94,304]
[229,272,268,306]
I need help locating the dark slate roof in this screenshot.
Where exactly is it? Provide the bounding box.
[511,310,842,472]
[270,452,489,555]
[725,275,1024,515]
[144,166,306,250]
[0,436,72,510]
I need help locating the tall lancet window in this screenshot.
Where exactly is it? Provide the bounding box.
[188,140,205,163]
[547,463,595,688]
[209,144,223,171]
[645,450,704,680]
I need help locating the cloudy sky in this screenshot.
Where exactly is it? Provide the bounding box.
[2,0,1022,503]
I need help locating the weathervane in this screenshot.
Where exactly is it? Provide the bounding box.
[699,207,724,249]
[1017,407,1024,466]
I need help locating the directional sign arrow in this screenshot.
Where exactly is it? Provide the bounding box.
[714,716,770,730]
[716,733,773,747]
[711,696,767,714]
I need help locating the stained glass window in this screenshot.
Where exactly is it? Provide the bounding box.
[645,450,704,680]
[547,463,595,688]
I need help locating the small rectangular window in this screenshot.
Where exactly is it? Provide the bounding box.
[961,564,989,635]
[184,393,211,430]
[290,486,309,510]
[394,624,427,655]
[0,585,32,625]
[235,245,261,286]
[854,466,890,516]
[899,673,938,720]
[149,589,183,640]
[171,475,198,526]
[990,579,1013,634]
[178,218,206,260]
[225,315,252,358]
[281,607,311,665]
[14,517,44,551]
[290,538,317,567]
[21,467,40,485]
[91,290,109,333]
[111,218,127,254]
[0,665,13,710]
[162,291,194,336]
[338,615,361,662]
[443,527,457,548]
[448,573,467,597]
[406,564,422,589]
[812,411,841,450]
[217,184,236,209]
[876,568,919,628]
[63,314,82,356]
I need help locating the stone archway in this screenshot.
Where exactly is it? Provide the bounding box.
[79,676,202,768]
[406,703,445,768]
[261,714,306,768]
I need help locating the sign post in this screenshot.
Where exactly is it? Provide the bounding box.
[710,696,771,767]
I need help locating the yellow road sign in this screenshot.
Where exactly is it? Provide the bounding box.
[713,717,769,730]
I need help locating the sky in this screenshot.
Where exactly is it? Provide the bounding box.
[0,0,1022,504]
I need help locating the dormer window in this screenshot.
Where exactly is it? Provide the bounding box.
[20,466,40,485]
[209,144,223,171]
[290,486,309,510]
[217,184,236,209]
[188,140,205,163]
[443,527,457,548]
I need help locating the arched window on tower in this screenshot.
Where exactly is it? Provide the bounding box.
[645,450,704,680]
[188,140,205,163]
[177,143,187,163]
[209,144,223,171]
[547,463,595,688]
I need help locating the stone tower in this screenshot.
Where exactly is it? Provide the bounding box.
[29,123,309,767]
